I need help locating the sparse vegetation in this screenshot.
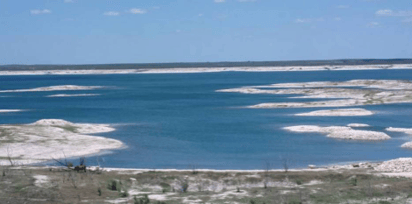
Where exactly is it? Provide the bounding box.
[1,165,412,203]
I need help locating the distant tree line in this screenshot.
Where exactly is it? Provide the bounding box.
[1,58,412,71]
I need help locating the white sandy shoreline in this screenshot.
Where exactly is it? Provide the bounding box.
[0,64,412,76]
[17,158,407,175]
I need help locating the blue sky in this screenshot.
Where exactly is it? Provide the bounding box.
[0,0,411,65]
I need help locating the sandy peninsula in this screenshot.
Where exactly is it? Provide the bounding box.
[46,93,100,98]
[347,123,370,127]
[0,64,412,76]
[385,127,412,149]
[295,108,374,116]
[0,119,123,165]
[0,109,24,113]
[0,85,104,93]
[283,125,390,140]
[217,80,412,109]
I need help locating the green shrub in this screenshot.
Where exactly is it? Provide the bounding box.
[119,190,129,198]
[296,179,303,185]
[349,178,357,186]
[107,180,118,191]
[134,195,150,204]
[98,187,102,196]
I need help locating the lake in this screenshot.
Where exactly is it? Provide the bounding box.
[1,69,412,169]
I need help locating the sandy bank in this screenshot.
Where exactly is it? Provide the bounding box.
[0,64,412,76]
[347,123,370,127]
[218,80,412,109]
[46,93,100,98]
[0,119,123,165]
[295,108,374,116]
[0,85,104,93]
[386,127,412,149]
[0,109,23,113]
[283,125,390,140]
[386,127,412,135]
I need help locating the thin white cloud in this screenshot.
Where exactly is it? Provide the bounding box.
[30,9,51,15]
[238,0,257,2]
[64,0,74,3]
[336,5,350,9]
[295,18,324,23]
[215,0,225,3]
[128,8,147,14]
[104,11,120,16]
[198,13,204,17]
[334,17,342,21]
[367,22,380,27]
[376,9,412,17]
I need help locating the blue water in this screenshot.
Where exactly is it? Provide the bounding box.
[1,69,412,170]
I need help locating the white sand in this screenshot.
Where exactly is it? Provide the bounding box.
[295,108,374,116]
[386,127,412,135]
[284,125,390,140]
[347,123,370,127]
[0,109,23,113]
[33,175,51,188]
[385,127,412,149]
[0,119,123,165]
[0,85,104,93]
[1,64,412,76]
[375,158,412,172]
[46,93,100,98]
[218,80,412,109]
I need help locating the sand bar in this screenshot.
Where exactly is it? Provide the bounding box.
[217,80,412,109]
[0,109,23,113]
[284,125,390,140]
[0,85,104,93]
[347,123,370,127]
[0,119,123,165]
[295,108,374,116]
[46,93,100,98]
[386,127,412,149]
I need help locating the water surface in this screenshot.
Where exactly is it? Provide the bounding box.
[1,70,412,169]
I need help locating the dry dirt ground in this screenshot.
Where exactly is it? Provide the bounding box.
[2,163,412,204]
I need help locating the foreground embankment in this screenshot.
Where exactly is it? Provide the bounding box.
[3,158,412,204]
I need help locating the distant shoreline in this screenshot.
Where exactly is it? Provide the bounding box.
[2,58,412,71]
[0,63,412,76]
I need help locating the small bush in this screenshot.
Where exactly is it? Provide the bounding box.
[378,201,391,204]
[119,190,129,198]
[98,187,102,196]
[350,178,357,186]
[107,180,118,191]
[134,195,150,204]
[181,182,189,193]
[296,179,303,185]
[177,179,189,193]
